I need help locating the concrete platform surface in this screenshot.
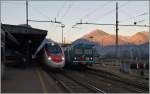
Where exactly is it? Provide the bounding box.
[1,66,63,93]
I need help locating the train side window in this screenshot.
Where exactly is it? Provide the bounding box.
[45,44,48,48]
[84,49,92,54]
[74,48,82,54]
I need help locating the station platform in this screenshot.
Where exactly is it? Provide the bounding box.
[1,65,63,93]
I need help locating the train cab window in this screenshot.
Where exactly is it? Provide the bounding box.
[46,43,62,54]
[74,48,82,54]
[84,49,92,54]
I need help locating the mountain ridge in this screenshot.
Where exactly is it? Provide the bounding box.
[74,29,149,46]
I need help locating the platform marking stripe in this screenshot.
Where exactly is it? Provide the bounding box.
[36,68,48,93]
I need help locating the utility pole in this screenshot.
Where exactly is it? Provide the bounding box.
[26,0,28,26]
[61,24,65,44]
[116,2,119,47]
[26,0,30,67]
[116,2,119,58]
[64,37,66,44]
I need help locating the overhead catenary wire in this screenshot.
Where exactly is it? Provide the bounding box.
[65,1,111,37]
[28,2,61,40]
[28,1,66,43]
[1,1,24,24]
[73,2,149,29]
[57,1,74,42]
[119,10,147,24]
[110,2,148,25]
[136,19,146,24]
[1,1,25,5]
[28,4,51,20]
[119,8,133,20]
[72,1,114,33]
[27,2,66,44]
[60,2,74,33]
[1,1,52,22]
[3,1,53,21]
[76,1,111,26]
[65,1,116,40]
[28,20,61,24]
[70,1,129,32]
[90,1,129,22]
[80,1,111,20]
[60,1,74,22]
[28,19,65,43]
[55,1,67,19]
[119,12,148,23]
[73,22,149,27]
[51,1,67,34]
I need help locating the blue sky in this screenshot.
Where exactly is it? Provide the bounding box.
[1,1,149,43]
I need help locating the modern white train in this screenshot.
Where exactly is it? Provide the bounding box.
[33,39,65,68]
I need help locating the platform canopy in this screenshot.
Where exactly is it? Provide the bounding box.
[1,24,48,55]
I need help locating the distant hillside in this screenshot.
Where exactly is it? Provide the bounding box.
[72,29,149,59]
[129,31,149,45]
[74,29,149,46]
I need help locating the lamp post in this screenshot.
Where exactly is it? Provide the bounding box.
[61,24,65,44]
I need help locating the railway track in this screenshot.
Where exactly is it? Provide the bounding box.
[44,69,105,93]
[42,65,148,93]
[65,70,143,93]
[86,68,149,93]
[62,71,106,93]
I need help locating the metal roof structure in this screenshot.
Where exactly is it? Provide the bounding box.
[1,24,48,56]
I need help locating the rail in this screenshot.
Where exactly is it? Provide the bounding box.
[44,69,104,93]
[86,68,148,92]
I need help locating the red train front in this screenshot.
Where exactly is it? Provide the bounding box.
[43,42,65,68]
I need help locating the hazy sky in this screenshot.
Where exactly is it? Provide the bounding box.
[1,1,149,43]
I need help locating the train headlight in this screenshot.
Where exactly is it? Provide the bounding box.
[74,57,77,60]
[90,57,93,60]
[48,57,52,60]
[62,57,65,61]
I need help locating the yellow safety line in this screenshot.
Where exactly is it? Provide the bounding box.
[36,68,48,93]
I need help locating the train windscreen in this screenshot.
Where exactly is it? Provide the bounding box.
[74,48,82,54]
[46,43,62,54]
[84,49,92,55]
